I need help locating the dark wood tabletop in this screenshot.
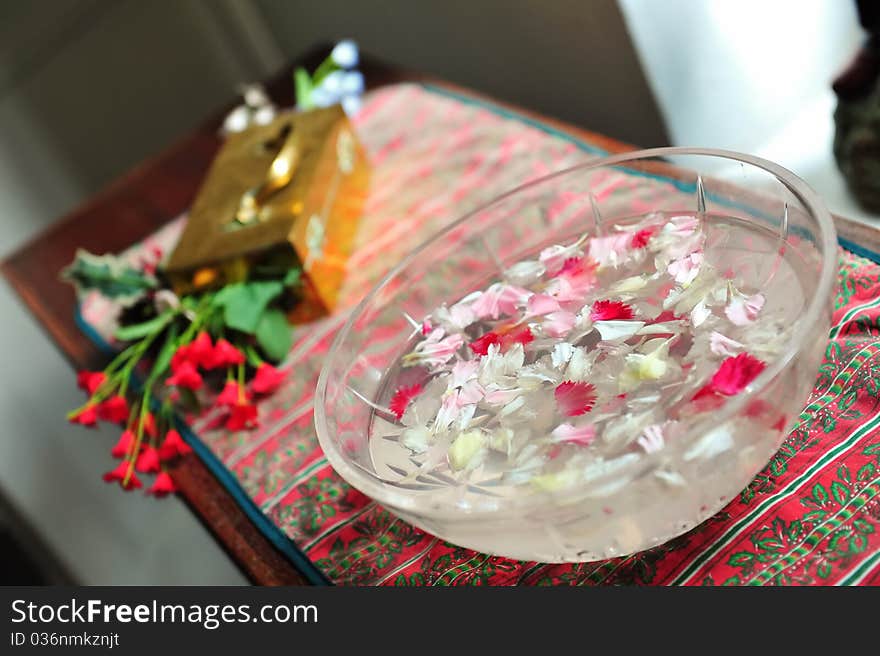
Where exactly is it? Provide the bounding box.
[4,44,875,586]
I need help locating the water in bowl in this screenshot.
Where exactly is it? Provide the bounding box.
[366,211,802,517]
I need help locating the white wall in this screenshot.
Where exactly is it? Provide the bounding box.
[619,0,875,223]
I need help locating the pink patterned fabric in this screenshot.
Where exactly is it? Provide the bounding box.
[81,84,880,585]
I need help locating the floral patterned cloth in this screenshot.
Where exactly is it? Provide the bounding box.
[81,84,880,585]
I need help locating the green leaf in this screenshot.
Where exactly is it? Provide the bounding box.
[812,483,828,504]
[213,280,283,334]
[728,552,754,567]
[294,67,314,109]
[284,267,302,287]
[114,311,173,342]
[816,561,832,579]
[255,308,292,362]
[864,442,880,456]
[857,462,877,481]
[61,249,156,305]
[853,518,874,535]
[831,480,851,505]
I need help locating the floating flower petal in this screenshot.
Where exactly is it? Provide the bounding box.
[389,383,423,420]
[554,381,597,417]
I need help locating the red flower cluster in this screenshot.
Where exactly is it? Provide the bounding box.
[70,327,286,496]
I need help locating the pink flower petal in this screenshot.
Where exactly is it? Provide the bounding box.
[709,331,743,357]
[725,292,765,326]
[527,293,561,316]
[551,423,596,446]
[543,311,576,338]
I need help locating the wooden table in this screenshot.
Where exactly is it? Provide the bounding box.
[3,45,874,586]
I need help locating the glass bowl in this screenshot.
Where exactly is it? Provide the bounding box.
[315,148,836,562]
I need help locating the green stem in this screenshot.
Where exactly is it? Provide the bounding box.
[312,57,337,85]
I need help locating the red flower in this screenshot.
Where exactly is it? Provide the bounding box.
[188,331,215,368]
[170,344,191,373]
[69,405,98,427]
[693,353,766,401]
[142,412,158,438]
[631,227,656,249]
[135,446,161,473]
[76,370,106,395]
[165,361,203,391]
[158,429,192,460]
[251,363,285,395]
[711,353,766,395]
[102,461,142,491]
[555,381,597,417]
[389,383,423,420]
[212,338,245,368]
[110,429,137,458]
[590,300,635,321]
[148,471,177,497]
[97,395,129,423]
[469,332,502,356]
[216,380,244,407]
[225,402,259,431]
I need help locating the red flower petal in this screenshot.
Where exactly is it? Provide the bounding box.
[170,344,192,373]
[142,412,158,438]
[165,360,203,391]
[102,460,142,490]
[389,383,423,420]
[76,371,106,395]
[710,353,766,396]
[158,428,192,460]
[188,331,215,369]
[502,325,534,348]
[251,363,285,395]
[470,324,534,356]
[69,405,98,427]
[653,310,678,323]
[215,380,242,407]
[97,395,129,423]
[225,403,259,432]
[212,339,245,368]
[631,227,656,249]
[148,471,177,497]
[554,381,597,417]
[469,332,502,356]
[590,300,635,322]
[110,429,137,459]
[135,446,161,474]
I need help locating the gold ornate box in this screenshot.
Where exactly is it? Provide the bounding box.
[165,104,370,323]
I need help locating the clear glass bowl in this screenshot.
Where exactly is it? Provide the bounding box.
[314,148,836,562]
